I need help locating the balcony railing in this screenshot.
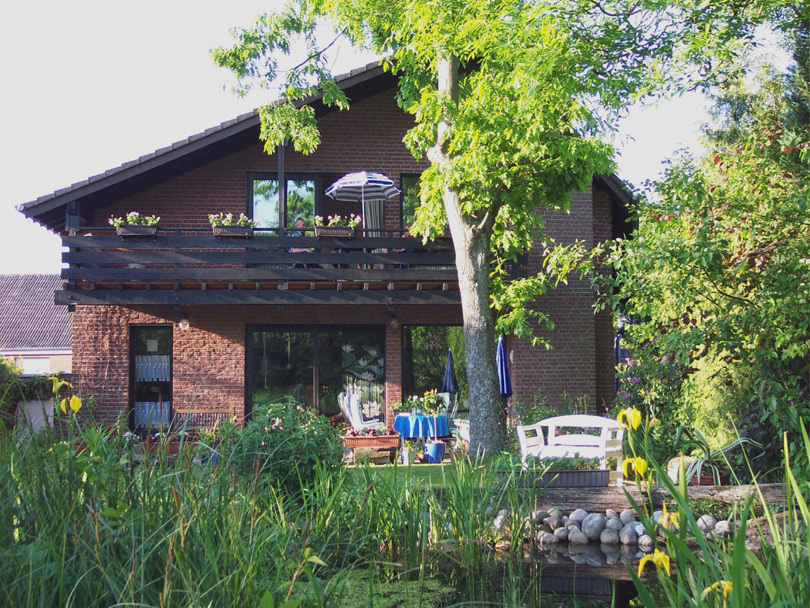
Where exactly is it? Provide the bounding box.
[58,228,460,306]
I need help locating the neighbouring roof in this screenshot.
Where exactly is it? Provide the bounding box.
[0,275,72,352]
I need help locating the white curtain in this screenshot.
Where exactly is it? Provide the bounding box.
[365,198,384,237]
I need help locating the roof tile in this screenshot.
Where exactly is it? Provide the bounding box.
[0,275,71,352]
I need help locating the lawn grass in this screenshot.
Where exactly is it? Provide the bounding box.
[345,462,456,487]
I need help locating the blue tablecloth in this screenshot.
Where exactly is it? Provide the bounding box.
[394,414,449,439]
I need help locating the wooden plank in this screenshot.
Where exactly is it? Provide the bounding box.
[529,483,786,513]
[55,288,462,306]
[63,250,456,266]
[62,234,454,251]
[62,267,459,282]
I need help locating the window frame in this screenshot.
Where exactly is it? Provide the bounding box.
[246,172,325,234]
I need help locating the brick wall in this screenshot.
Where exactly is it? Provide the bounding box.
[72,304,462,425]
[95,88,428,228]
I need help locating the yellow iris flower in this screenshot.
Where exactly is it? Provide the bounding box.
[658,502,681,530]
[617,407,641,430]
[623,456,649,478]
[48,375,73,396]
[637,548,671,578]
[59,395,83,415]
[702,580,733,599]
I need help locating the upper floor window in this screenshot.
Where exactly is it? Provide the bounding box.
[249,174,316,233]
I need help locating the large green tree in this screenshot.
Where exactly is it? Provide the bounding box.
[214,0,784,453]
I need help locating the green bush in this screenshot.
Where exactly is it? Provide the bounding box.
[228,397,343,492]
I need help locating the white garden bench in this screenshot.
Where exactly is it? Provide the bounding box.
[516,414,625,485]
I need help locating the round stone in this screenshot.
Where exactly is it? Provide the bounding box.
[638,534,655,551]
[547,516,562,530]
[532,509,549,522]
[569,528,590,544]
[582,513,607,540]
[697,514,718,533]
[569,509,588,524]
[652,510,664,524]
[493,509,509,531]
[619,522,638,545]
[634,522,647,537]
[606,509,618,519]
[714,520,732,537]
[536,530,559,545]
[605,516,623,531]
[620,509,636,525]
[554,527,569,542]
[549,508,563,519]
[600,528,620,544]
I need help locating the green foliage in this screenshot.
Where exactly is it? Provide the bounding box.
[630,425,810,608]
[597,42,810,475]
[0,361,68,427]
[228,397,343,493]
[675,426,764,485]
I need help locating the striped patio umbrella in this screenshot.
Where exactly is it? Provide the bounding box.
[324,172,401,232]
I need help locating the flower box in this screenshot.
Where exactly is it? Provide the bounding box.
[213,225,254,238]
[343,435,400,449]
[315,225,355,239]
[116,225,158,237]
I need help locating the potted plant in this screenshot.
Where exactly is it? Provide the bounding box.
[208,212,257,237]
[675,426,763,485]
[402,439,420,465]
[109,212,161,236]
[314,213,360,238]
[422,389,446,464]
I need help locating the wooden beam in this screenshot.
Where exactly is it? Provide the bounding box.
[62,267,459,282]
[55,288,462,306]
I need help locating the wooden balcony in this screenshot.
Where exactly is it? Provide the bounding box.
[58,229,460,306]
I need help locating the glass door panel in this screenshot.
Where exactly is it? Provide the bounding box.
[286,179,315,230]
[131,326,172,432]
[250,331,314,408]
[252,179,279,232]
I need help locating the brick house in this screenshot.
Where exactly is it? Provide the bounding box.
[18,62,631,431]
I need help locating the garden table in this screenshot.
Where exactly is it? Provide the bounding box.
[393,414,449,439]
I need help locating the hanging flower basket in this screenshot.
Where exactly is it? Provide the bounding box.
[116,225,158,237]
[213,225,254,238]
[315,225,355,239]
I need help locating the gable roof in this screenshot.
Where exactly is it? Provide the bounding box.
[0,275,72,352]
[18,59,634,231]
[18,61,391,231]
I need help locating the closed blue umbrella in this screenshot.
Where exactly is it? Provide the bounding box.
[441,349,458,394]
[496,336,512,397]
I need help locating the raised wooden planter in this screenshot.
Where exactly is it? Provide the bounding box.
[343,435,399,449]
[502,468,610,488]
[116,225,158,237]
[315,225,355,239]
[540,470,610,487]
[212,225,254,238]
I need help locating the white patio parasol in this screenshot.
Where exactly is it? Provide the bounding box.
[324,171,401,235]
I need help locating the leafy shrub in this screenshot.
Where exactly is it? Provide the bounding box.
[228,397,343,492]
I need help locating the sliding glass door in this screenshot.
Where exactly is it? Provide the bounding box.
[247,326,385,419]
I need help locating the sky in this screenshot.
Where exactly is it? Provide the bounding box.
[0,1,710,275]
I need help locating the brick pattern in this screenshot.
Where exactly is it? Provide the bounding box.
[75,86,622,426]
[73,304,462,425]
[95,89,428,229]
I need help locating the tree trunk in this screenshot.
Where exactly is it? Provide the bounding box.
[429,52,506,455]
